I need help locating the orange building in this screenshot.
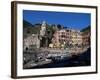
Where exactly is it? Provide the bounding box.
[82,30,90,47]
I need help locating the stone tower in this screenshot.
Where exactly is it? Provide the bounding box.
[40,21,46,37]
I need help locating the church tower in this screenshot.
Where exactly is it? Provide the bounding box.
[40,21,46,37]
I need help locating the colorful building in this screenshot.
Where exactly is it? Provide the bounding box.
[82,29,90,47]
[70,30,82,46]
[52,28,83,48]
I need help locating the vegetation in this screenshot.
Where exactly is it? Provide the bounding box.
[23,20,41,35]
[81,25,90,32]
[23,20,33,28]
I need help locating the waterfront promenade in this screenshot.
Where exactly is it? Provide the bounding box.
[23,47,90,69]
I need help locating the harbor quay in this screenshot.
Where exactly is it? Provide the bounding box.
[23,47,90,69]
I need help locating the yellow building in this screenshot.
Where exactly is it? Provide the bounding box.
[70,30,82,46]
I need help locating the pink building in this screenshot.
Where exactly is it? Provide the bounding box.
[52,29,70,45]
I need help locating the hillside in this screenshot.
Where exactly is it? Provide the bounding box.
[23,20,33,28]
[81,25,90,32]
[23,20,41,36]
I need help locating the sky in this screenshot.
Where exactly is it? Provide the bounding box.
[23,10,91,30]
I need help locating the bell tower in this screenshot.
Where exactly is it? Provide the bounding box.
[40,21,46,37]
